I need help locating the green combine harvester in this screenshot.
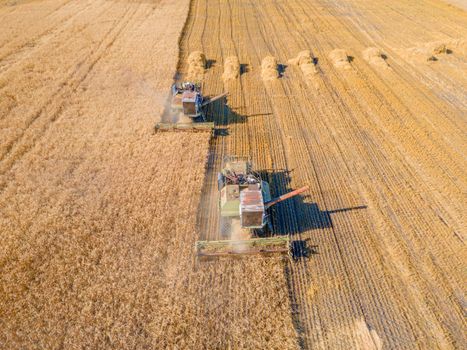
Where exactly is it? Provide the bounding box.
[155,82,227,133]
[195,157,309,259]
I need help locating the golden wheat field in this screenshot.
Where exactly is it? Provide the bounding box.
[0,0,466,349]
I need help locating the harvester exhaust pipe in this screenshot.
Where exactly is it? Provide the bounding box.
[265,186,309,210]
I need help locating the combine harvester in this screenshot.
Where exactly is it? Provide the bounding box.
[155,82,227,133]
[195,157,309,260]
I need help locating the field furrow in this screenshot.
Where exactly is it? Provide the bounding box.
[184,0,466,348]
[0,0,465,348]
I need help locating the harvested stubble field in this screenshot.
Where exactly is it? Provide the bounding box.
[0,0,466,349]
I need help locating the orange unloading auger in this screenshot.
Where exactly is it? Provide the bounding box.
[264,185,310,210]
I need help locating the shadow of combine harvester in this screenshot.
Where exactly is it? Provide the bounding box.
[264,169,366,234]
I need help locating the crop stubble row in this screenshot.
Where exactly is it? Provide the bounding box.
[188,0,466,348]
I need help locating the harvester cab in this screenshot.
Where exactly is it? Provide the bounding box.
[195,156,309,259]
[218,159,271,230]
[173,82,203,118]
[155,82,228,133]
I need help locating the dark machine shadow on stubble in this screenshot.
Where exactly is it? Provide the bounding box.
[260,169,367,249]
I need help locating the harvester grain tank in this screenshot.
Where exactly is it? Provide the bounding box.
[155,82,228,132]
[195,157,309,258]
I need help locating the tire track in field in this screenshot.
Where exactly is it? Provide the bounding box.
[184,0,221,244]
[0,2,113,120]
[324,0,467,143]
[245,1,378,347]
[208,0,352,343]
[180,0,299,347]
[308,0,466,264]
[237,2,320,347]
[44,0,75,19]
[189,0,225,244]
[0,1,129,151]
[0,2,141,190]
[187,0,466,348]
[194,3,238,342]
[284,0,466,344]
[308,0,467,216]
[327,0,467,112]
[207,0,319,346]
[0,1,166,246]
[306,0,462,340]
[0,1,95,73]
[148,0,466,347]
